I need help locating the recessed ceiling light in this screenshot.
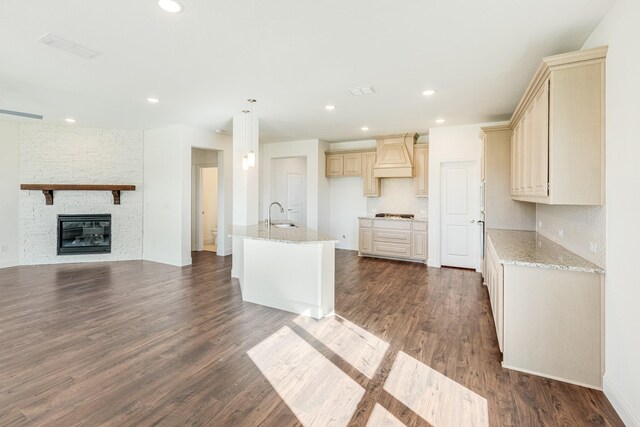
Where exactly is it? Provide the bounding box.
[422,89,436,97]
[158,0,183,13]
[325,105,336,110]
[147,97,160,103]
[361,126,369,131]
[65,118,76,123]
[436,118,445,124]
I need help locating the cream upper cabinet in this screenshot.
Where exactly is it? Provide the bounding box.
[326,154,344,177]
[509,46,606,205]
[414,144,429,197]
[343,153,363,176]
[362,152,380,197]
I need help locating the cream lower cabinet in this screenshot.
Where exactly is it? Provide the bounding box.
[486,235,603,389]
[359,219,427,263]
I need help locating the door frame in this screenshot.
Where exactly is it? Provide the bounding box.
[430,157,482,271]
[194,163,218,252]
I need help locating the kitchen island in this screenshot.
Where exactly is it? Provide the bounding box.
[229,222,337,319]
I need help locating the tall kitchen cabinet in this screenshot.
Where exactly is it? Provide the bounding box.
[481,125,536,231]
[509,46,607,205]
[414,144,429,197]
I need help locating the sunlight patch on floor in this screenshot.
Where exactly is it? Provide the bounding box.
[293,315,389,379]
[383,351,489,427]
[247,326,365,427]
[366,404,406,427]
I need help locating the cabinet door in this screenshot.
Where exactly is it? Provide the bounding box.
[523,106,534,196]
[359,227,372,254]
[411,231,428,260]
[343,153,363,176]
[326,154,344,177]
[532,80,550,197]
[512,123,522,195]
[362,152,380,197]
[510,131,516,195]
[414,144,429,197]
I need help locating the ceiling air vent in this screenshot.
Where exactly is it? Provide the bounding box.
[36,33,101,59]
[349,86,375,96]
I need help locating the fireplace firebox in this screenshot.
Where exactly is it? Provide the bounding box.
[57,214,112,255]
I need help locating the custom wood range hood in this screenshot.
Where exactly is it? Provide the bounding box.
[373,133,418,178]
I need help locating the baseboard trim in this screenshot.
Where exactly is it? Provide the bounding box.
[604,375,640,427]
[0,258,19,269]
[217,248,232,256]
[501,363,602,391]
[242,289,325,319]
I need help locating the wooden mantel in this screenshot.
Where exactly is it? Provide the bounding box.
[20,184,136,205]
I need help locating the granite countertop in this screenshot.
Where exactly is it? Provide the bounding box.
[358,216,428,223]
[229,221,338,244]
[487,229,604,274]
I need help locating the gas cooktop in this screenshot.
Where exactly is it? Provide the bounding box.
[375,213,415,219]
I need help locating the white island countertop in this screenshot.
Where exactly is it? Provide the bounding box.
[229,222,338,244]
[487,229,604,274]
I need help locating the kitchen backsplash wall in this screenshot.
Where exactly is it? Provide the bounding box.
[366,178,428,218]
[536,204,605,267]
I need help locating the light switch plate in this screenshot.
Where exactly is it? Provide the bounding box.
[558,229,564,238]
[590,241,598,253]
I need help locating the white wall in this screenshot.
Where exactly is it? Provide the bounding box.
[329,177,366,250]
[582,1,640,424]
[143,126,183,265]
[428,123,495,268]
[0,121,20,268]
[19,124,144,265]
[144,125,232,266]
[269,157,307,225]
[260,139,329,233]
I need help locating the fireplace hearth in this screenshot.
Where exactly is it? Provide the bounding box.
[57,214,112,255]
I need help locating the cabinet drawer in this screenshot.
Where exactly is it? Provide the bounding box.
[359,219,373,228]
[373,242,411,258]
[373,229,411,244]
[412,222,427,232]
[373,220,411,231]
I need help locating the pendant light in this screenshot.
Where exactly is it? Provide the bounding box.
[246,99,257,167]
[242,109,250,171]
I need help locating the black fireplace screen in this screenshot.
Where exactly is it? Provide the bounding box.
[57,214,112,255]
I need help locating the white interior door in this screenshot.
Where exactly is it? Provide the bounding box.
[440,161,479,269]
[287,173,303,223]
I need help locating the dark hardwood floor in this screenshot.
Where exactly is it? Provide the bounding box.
[0,250,623,426]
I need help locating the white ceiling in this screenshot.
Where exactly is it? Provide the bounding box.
[0,0,614,142]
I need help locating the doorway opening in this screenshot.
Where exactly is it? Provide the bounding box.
[270,156,307,226]
[192,148,220,253]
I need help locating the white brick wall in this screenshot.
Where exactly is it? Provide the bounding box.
[19,124,143,264]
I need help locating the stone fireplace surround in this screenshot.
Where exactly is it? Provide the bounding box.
[19,124,143,265]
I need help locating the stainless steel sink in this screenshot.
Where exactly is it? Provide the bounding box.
[273,223,297,228]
